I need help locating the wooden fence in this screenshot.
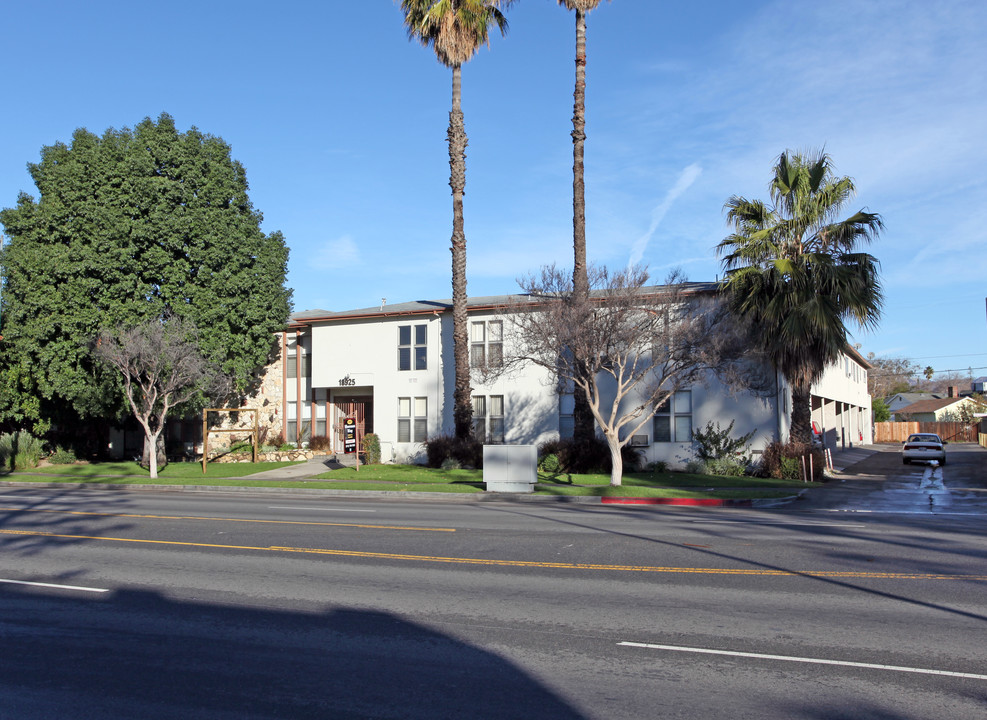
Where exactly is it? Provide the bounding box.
[874,421,979,444]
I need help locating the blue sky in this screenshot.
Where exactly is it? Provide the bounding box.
[3,1,986,383]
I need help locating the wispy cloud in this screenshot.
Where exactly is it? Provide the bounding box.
[627,163,702,268]
[312,235,360,268]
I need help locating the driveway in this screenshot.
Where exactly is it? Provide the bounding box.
[794,442,987,515]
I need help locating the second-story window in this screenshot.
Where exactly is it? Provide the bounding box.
[399,324,427,371]
[470,320,503,368]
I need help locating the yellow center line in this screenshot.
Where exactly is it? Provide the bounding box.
[1,529,984,580]
[0,506,453,533]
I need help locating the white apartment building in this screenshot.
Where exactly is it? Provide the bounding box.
[275,288,873,467]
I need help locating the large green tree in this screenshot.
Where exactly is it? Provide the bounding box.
[556,0,610,449]
[0,113,291,439]
[400,0,513,439]
[717,150,883,444]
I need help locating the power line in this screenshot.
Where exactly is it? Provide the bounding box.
[869,365,987,378]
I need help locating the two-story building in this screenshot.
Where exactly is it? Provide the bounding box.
[269,287,872,466]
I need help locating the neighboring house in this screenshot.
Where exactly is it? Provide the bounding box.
[972,377,987,394]
[894,389,982,422]
[271,286,872,467]
[885,392,941,420]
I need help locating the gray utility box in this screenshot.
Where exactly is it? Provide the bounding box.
[483,445,537,493]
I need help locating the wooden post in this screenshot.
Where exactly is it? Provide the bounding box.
[201,410,208,474]
[252,409,258,463]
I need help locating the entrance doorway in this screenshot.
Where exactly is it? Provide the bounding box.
[332,396,373,454]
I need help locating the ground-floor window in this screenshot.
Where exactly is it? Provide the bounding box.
[398,397,427,443]
[653,390,692,442]
[472,395,505,443]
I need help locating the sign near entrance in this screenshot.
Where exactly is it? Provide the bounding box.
[343,417,357,454]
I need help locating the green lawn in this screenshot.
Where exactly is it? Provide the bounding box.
[308,465,809,498]
[1,461,811,499]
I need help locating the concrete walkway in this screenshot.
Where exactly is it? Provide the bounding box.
[825,445,879,474]
[244,455,346,481]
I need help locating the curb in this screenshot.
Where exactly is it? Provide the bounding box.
[0,479,796,506]
[602,496,753,507]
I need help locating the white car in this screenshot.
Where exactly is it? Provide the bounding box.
[901,433,947,465]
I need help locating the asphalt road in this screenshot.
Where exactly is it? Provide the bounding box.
[2,448,986,719]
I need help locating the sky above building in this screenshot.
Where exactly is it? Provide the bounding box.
[2,1,985,384]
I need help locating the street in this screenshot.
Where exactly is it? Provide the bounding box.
[2,444,986,718]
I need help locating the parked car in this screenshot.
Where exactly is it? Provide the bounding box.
[901,433,947,465]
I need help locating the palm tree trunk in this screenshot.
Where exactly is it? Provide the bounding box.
[571,9,589,301]
[570,8,595,448]
[448,65,472,440]
[790,381,813,445]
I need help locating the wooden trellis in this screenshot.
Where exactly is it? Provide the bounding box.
[201,408,258,473]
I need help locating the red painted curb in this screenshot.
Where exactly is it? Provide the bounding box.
[601,497,753,507]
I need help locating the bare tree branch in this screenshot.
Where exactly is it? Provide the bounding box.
[504,265,763,485]
[93,316,230,478]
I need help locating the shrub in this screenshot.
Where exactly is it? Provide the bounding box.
[620,445,645,473]
[692,420,755,463]
[537,437,605,474]
[308,435,332,453]
[780,457,801,480]
[440,457,461,470]
[362,433,381,464]
[684,459,707,474]
[228,441,254,454]
[0,431,44,471]
[760,440,825,481]
[48,446,77,465]
[705,456,747,477]
[645,460,668,474]
[537,437,642,474]
[424,434,483,469]
[539,453,561,474]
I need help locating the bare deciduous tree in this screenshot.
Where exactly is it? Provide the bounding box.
[506,265,759,486]
[94,317,229,478]
[865,353,919,398]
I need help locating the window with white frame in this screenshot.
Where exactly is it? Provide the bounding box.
[470,320,503,368]
[285,334,311,380]
[653,390,692,442]
[472,395,505,443]
[398,397,427,443]
[398,324,427,371]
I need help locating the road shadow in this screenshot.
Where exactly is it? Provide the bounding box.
[0,485,138,559]
[0,585,587,720]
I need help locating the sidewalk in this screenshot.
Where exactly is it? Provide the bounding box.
[826,445,879,474]
[243,455,344,481]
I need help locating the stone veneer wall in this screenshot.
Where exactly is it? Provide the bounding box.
[207,334,285,448]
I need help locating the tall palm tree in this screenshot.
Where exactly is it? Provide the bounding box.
[556,0,610,448]
[717,150,883,444]
[401,0,513,439]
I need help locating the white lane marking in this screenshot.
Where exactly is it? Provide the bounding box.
[689,520,866,528]
[267,506,376,513]
[0,578,110,593]
[618,642,987,681]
